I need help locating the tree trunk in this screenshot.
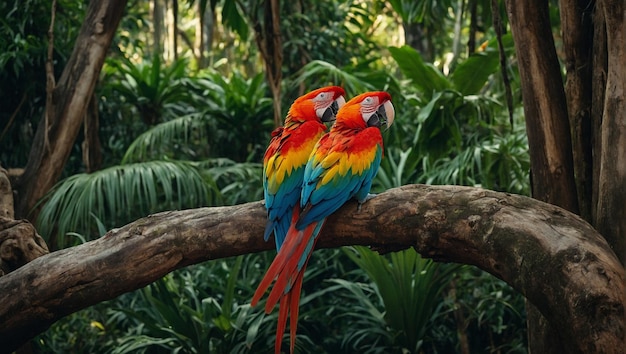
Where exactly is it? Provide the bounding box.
[15,0,127,221]
[252,0,283,128]
[404,22,432,62]
[172,0,178,61]
[153,0,164,55]
[505,0,584,351]
[467,0,478,54]
[0,185,624,353]
[203,5,215,68]
[194,1,205,67]
[505,0,579,214]
[559,0,594,222]
[82,93,102,173]
[590,2,607,227]
[594,0,626,265]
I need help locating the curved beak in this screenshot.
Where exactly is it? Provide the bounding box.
[321,95,346,122]
[366,100,395,129]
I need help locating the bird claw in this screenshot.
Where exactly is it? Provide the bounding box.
[357,193,377,211]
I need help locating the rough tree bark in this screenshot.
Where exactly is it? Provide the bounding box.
[594,0,626,265]
[0,185,624,353]
[505,0,583,351]
[559,0,594,222]
[0,169,49,276]
[82,94,103,173]
[0,169,13,220]
[591,1,607,227]
[15,0,127,220]
[505,0,580,214]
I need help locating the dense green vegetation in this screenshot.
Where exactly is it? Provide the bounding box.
[2,0,533,352]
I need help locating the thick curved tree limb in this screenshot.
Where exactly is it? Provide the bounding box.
[0,185,624,352]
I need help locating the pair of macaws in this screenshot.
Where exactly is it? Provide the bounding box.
[252,86,395,354]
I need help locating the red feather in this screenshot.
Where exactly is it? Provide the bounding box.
[276,296,288,354]
[251,207,301,307]
[289,271,305,353]
[252,208,320,354]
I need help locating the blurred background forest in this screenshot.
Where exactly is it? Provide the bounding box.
[0,0,539,352]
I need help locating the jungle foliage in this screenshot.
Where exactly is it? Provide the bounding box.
[2,0,531,352]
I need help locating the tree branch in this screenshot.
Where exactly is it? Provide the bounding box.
[0,185,624,352]
[16,0,128,220]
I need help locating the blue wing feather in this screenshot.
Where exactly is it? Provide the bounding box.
[354,148,382,202]
[264,166,306,248]
[297,145,383,229]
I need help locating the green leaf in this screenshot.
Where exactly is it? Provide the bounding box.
[344,246,460,352]
[295,60,378,97]
[450,51,500,95]
[222,0,248,39]
[388,45,450,97]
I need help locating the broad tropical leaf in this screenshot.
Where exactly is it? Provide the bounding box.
[450,51,500,95]
[388,45,450,97]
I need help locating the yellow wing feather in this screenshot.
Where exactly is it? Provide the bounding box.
[266,138,319,192]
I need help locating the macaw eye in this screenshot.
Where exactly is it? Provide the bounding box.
[315,92,328,101]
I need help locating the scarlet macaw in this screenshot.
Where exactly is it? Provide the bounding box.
[263,86,346,250]
[253,91,395,353]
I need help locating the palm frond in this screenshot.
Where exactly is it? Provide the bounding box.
[36,160,220,247]
[195,158,264,205]
[121,113,212,163]
[344,246,460,353]
[294,60,378,97]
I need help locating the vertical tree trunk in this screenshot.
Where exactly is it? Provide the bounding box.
[451,0,464,63]
[194,1,214,69]
[594,0,626,265]
[194,1,205,67]
[505,0,579,214]
[82,94,102,173]
[172,0,178,61]
[253,0,283,128]
[590,1,607,226]
[504,0,581,352]
[559,0,595,222]
[153,0,164,55]
[15,0,128,220]
[404,23,432,62]
[203,5,215,65]
[467,0,478,54]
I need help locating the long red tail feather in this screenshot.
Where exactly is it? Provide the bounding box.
[253,210,321,354]
[252,206,303,307]
[265,222,316,311]
[253,229,299,307]
[276,296,289,354]
[289,261,307,353]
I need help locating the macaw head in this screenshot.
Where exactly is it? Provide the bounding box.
[335,91,395,130]
[288,86,346,123]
